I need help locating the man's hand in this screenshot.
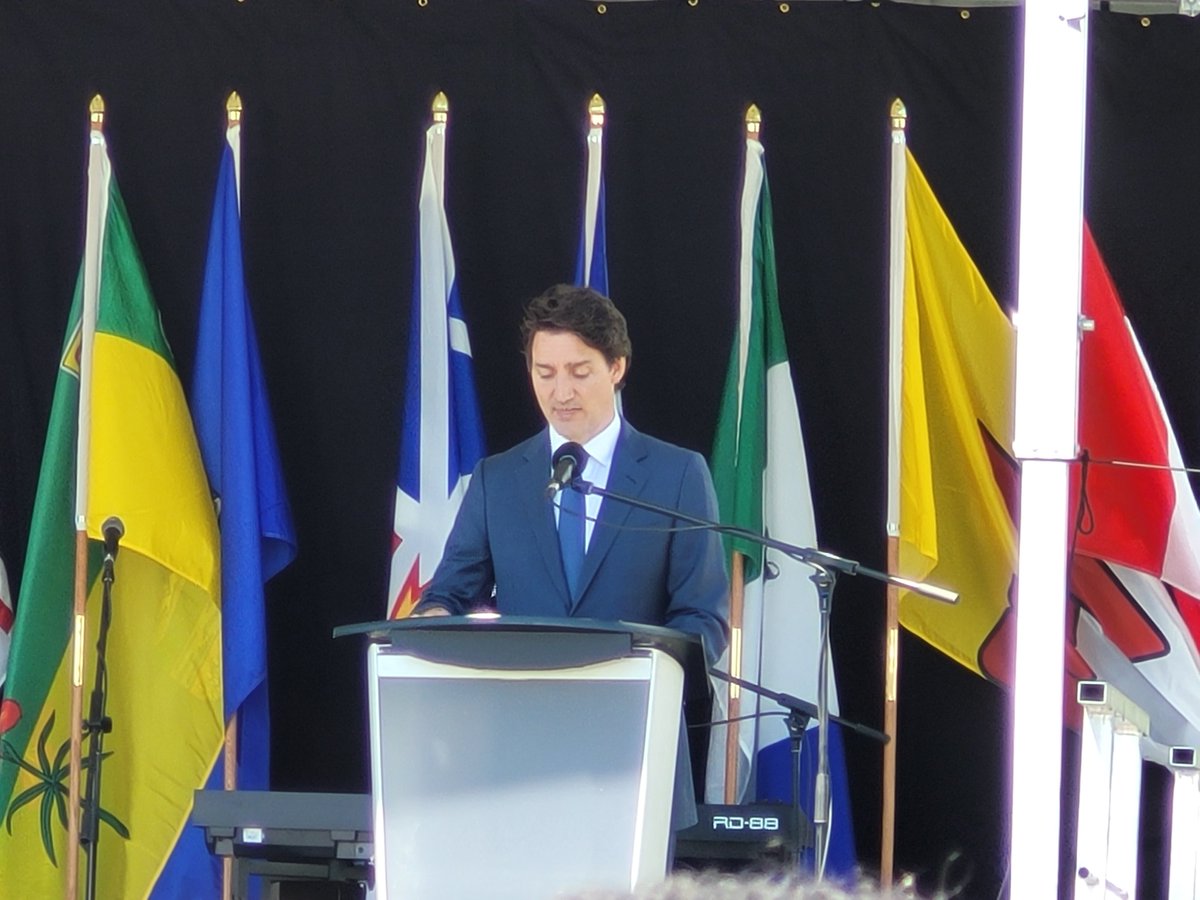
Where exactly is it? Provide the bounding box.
[411,605,452,618]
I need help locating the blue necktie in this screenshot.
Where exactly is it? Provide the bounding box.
[558,486,585,599]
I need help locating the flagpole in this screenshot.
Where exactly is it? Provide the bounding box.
[219,89,244,900]
[582,93,605,286]
[68,93,109,900]
[720,104,765,805]
[723,553,745,802]
[882,97,908,890]
[68,535,86,900]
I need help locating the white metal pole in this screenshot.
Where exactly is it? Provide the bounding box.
[1073,682,1149,900]
[1075,708,1116,898]
[1168,748,1199,899]
[1010,1,1091,894]
[1106,727,1144,896]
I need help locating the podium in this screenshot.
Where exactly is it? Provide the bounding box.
[343,615,695,900]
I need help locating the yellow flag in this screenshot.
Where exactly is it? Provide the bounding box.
[0,137,220,898]
[898,149,1017,679]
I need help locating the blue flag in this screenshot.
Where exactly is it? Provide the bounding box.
[389,107,486,619]
[574,96,609,295]
[154,133,297,897]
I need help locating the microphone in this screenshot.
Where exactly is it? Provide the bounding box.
[102,516,125,562]
[544,443,588,499]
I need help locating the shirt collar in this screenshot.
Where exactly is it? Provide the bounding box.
[548,412,621,471]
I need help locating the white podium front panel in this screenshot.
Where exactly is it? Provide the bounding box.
[367,642,683,900]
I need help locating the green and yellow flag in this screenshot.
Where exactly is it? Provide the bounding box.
[0,128,222,897]
[897,148,1017,680]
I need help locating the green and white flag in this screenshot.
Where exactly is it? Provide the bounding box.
[705,124,855,870]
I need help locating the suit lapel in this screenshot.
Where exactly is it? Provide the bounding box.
[573,422,648,607]
[518,432,573,610]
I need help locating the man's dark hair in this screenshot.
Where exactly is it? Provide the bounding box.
[521,284,632,387]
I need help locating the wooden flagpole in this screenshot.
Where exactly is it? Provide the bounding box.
[881,542,900,887]
[67,526,87,900]
[881,98,908,890]
[723,553,745,802]
[67,93,109,900]
[220,89,243,900]
[722,103,765,804]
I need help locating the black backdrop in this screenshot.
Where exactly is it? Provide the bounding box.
[2,3,1198,896]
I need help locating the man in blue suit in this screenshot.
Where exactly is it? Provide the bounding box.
[414,285,730,829]
[415,284,729,664]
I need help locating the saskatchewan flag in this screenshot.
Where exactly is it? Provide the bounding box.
[706,127,855,874]
[0,130,222,897]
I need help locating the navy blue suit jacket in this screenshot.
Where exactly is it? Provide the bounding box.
[419,421,730,665]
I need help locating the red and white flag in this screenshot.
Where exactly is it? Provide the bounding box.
[1067,226,1200,746]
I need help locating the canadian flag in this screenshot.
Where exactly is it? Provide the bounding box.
[1065,226,1200,746]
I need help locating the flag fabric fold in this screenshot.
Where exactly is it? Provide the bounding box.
[152,127,298,898]
[705,135,854,874]
[895,146,1200,746]
[388,113,485,619]
[0,132,223,897]
[0,557,11,689]
[193,133,297,796]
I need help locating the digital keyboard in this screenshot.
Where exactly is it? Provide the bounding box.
[191,790,811,892]
[675,803,811,863]
[191,790,372,899]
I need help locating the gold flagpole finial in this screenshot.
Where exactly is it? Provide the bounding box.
[89,95,105,131]
[432,91,449,124]
[745,103,762,139]
[890,98,907,131]
[226,91,243,127]
[588,93,606,128]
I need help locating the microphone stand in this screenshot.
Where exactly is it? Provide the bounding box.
[81,547,117,900]
[570,477,954,880]
[709,668,888,873]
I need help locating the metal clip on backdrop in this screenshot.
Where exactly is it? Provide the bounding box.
[570,477,956,880]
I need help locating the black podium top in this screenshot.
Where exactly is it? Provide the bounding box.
[333,614,703,676]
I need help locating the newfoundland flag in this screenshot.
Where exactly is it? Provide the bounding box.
[388,97,485,619]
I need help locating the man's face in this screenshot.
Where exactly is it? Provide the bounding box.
[529,329,626,445]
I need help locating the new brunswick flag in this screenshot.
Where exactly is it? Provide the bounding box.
[0,129,222,897]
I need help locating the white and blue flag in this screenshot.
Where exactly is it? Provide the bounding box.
[389,96,485,619]
[574,93,609,295]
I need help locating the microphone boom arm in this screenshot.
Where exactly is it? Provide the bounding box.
[572,479,956,605]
